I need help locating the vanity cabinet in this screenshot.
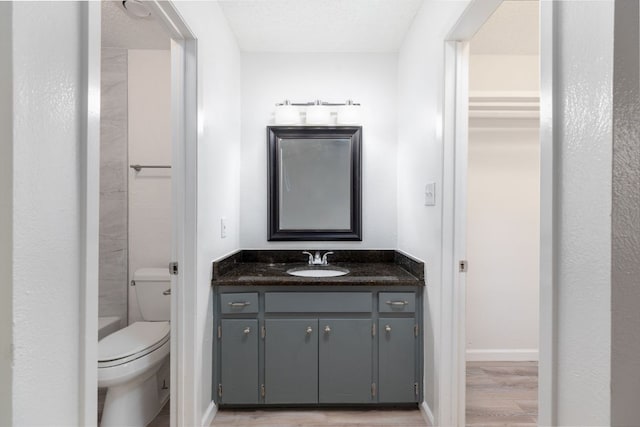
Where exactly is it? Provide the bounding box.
[264,318,373,404]
[378,318,417,402]
[217,293,260,405]
[219,319,259,404]
[214,287,422,407]
[318,318,373,403]
[264,319,318,404]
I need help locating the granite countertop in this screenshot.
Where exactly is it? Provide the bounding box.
[211,250,425,287]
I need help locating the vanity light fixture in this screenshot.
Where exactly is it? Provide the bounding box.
[274,100,300,125]
[274,99,362,126]
[305,100,331,125]
[337,99,361,125]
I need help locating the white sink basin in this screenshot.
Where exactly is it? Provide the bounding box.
[286,267,349,278]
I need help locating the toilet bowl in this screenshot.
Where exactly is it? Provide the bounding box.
[98,268,171,427]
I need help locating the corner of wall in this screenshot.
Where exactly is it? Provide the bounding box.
[0,3,13,425]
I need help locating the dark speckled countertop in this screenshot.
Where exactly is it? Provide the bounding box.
[211,250,425,287]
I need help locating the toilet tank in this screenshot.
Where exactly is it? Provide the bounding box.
[134,268,171,321]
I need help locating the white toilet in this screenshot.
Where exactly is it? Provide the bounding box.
[98,268,171,427]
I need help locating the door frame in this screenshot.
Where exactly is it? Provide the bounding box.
[440,1,555,426]
[81,2,199,426]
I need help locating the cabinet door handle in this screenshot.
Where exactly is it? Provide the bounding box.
[243,327,251,335]
[385,300,408,306]
[324,325,331,333]
[306,326,313,335]
[228,301,251,307]
[385,325,392,332]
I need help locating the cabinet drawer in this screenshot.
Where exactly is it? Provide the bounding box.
[378,292,416,313]
[265,292,372,313]
[220,293,259,314]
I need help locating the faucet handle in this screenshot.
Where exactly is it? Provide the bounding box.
[302,251,314,265]
[321,251,334,265]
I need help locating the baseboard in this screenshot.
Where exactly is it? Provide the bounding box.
[466,349,538,362]
[201,401,218,427]
[419,401,435,426]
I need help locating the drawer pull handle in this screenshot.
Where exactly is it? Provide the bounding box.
[385,325,392,332]
[228,301,251,308]
[324,325,331,333]
[243,327,251,335]
[306,326,313,335]
[386,300,409,306]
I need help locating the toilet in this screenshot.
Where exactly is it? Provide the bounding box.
[98,268,171,427]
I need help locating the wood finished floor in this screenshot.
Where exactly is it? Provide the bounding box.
[466,361,538,427]
[97,361,538,427]
[211,408,426,427]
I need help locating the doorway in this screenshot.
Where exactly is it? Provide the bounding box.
[83,2,198,426]
[465,4,540,424]
[99,2,172,425]
[441,0,554,426]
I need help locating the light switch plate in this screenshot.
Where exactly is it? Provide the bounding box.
[425,182,436,206]
[221,217,227,238]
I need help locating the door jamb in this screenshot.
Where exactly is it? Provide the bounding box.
[144,3,199,426]
[80,2,100,425]
[440,1,555,426]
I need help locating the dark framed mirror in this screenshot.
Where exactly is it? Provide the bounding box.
[267,126,362,241]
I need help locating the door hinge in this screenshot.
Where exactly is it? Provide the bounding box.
[459,260,468,273]
[372,323,376,337]
[217,325,221,339]
[169,261,179,275]
[414,324,419,337]
[414,382,419,396]
[260,384,265,398]
[371,383,376,398]
[218,384,222,397]
[261,325,266,339]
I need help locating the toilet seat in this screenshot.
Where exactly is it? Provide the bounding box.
[99,321,170,368]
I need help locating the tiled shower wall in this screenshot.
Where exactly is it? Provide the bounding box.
[99,48,128,327]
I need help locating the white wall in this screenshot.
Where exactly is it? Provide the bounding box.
[127,49,172,323]
[240,53,397,249]
[551,1,613,424]
[172,2,242,419]
[465,128,539,361]
[465,51,540,362]
[0,3,13,425]
[9,2,86,424]
[397,0,470,417]
[469,55,539,92]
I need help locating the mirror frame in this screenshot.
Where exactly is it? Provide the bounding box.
[267,126,362,241]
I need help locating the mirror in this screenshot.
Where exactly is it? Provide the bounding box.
[267,126,362,241]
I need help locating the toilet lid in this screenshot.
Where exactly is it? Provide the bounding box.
[99,321,170,362]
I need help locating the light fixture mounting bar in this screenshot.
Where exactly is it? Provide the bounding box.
[275,101,360,106]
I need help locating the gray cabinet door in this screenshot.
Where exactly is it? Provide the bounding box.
[319,318,373,403]
[265,319,318,404]
[378,318,416,402]
[220,319,259,404]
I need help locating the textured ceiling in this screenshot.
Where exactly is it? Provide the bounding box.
[101,0,170,50]
[470,0,539,55]
[218,0,424,53]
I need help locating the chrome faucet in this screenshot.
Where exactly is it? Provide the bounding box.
[302,251,334,265]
